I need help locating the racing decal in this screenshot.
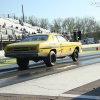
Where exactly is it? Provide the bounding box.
[57,50,61,56]
[69,48,71,51]
[41,50,43,52]
[57,50,61,52]
[49,43,56,46]
[62,53,67,56]
[66,48,72,53]
[57,53,61,56]
[61,49,63,51]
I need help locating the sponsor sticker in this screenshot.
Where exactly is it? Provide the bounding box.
[41,50,43,52]
[66,48,72,53]
[49,43,56,45]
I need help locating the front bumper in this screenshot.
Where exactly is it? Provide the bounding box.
[5,52,39,58]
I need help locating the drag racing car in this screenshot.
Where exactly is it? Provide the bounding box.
[4,33,82,69]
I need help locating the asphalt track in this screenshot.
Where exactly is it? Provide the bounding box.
[0,52,100,100]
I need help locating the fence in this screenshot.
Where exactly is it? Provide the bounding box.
[0,34,22,42]
[0,27,23,50]
[0,27,24,41]
[0,13,15,19]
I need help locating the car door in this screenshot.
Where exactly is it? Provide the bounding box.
[64,41,73,56]
[56,35,72,56]
[53,35,62,57]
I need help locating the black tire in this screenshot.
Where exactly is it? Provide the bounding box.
[17,58,29,69]
[44,51,56,67]
[71,49,78,61]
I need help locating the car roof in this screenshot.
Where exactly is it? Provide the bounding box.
[29,33,60,37]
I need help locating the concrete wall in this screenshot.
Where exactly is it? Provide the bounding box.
[0,50,4,57]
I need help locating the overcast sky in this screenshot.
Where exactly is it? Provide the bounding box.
[1,0,100,22]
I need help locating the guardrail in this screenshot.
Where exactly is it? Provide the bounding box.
[82,44,100,49]
[0,44,100,57]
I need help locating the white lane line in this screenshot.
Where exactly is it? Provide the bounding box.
[60,94,100,100]
[57,65,76,70]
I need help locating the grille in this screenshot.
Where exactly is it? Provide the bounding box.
[14,47,28,51]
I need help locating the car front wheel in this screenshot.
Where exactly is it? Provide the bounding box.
[17,58,29,69]
[44,51,56,67]
[71,49,78,61]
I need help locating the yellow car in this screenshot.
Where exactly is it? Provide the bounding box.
[4,33,82,69]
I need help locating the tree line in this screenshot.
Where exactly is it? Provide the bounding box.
[17,16,100,41]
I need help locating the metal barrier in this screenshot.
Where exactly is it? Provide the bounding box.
[0,28,22,41]
[82,44,100,49]
[0,34,22,42]
[0,13,15,19]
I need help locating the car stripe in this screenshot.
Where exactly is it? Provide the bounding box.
[40,45,78,49]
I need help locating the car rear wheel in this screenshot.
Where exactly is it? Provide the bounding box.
[44,51,56,67]
[71,49,78,61]
[17,58,29,69]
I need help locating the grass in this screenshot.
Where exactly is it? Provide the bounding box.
[0,50,100,66]
[0,59,16,66]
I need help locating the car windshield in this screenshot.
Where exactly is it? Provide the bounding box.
[21,35,48,42]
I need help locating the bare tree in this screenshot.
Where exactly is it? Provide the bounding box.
[75,17,82,29]
[62,18,75,34]
[28,16,39,26]
[51,18,63,33]
[39,18,49,29]
[17,14,100,40]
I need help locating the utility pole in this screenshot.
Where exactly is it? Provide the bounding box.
[8,14,9,18]
[22,5,24,22]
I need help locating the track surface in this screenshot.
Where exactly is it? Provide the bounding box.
[0,52,100,87]
[0,52,100,100]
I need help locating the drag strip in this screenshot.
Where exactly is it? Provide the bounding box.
[0,52,100,74]
[0,52,100,88]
